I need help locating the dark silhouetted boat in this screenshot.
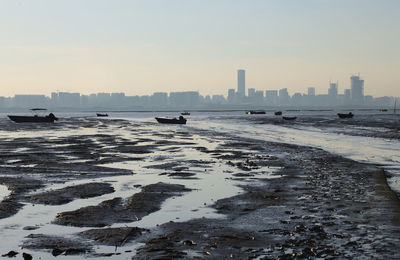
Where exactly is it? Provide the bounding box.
[96,113,108,117]
[181,112,190,115]
[246,110,266,115]
[155,116,187,125]
[337,112,354,119]
[8,109,58,123]
[274,111,282,116]
[283,116,297,120]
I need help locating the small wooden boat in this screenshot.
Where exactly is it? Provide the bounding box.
[337,112,354,119]
[8,109,58,123]
[181,112,190,115]
[246,110,266,115]
[282,116,297,121]
[96,113,108,117]
[274,111,282,116]
[155,116,187,125]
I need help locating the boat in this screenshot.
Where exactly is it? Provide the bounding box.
[96,113,108,117]
[337,112,354,119]
[380,109,388,112]
[274,111,282,116]
[181,112,190,116]
[155,116,187,125]
[8,108,58,123]
[246,110,266,115]
[282,116,297,120]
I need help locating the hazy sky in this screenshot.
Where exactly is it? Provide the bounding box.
[0,0,399,97]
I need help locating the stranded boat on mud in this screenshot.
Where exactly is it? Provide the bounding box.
[337,112,354,119]
[246,110,266,115]
[155,116,187,125]
[283,116,297,121]
[8,108,58,123]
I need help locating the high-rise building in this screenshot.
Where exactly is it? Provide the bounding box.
[248,88,255,97]
[279,88,290,105]
[307,87,315,96]
[328,82,338,105]
[237,69,245,97]
[350,75,364,105]
[344,89,351,105]
[265,90,278,106]
[328,83,338,97]
[228,88,236,103]
[58,92,80,107]
[169,91,199,107]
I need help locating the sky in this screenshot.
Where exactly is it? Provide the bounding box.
[0,0,399,97]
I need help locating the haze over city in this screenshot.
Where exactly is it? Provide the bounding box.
[1,0,399,97]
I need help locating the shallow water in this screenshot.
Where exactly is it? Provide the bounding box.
[0,113,279,258]
[0,110,398,258]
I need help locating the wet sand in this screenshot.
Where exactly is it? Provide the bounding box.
[0,116,399,258]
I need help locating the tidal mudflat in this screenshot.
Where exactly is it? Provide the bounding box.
[0,113,399,259]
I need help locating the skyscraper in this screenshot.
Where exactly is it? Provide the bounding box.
[328,82,338,105]
[237,69,245,97]
[350,75,364,105]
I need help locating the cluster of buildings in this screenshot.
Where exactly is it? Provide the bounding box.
[0,70,396,110]
[227,70,392,107]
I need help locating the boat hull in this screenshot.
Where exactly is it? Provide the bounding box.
[246,111,266,115]
[337,113,354,119]
[283,116,297,120]
[155,117,186,124]
[8,115,56,123]
[96,113,108,117]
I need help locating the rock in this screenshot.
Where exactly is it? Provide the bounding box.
[22,252,32,260]
[52,248,64,256]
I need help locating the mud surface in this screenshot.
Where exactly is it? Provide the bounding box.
[54,182,190,227]
[27,183,115,205]
[135,142,400,259]
[0,116,398,259]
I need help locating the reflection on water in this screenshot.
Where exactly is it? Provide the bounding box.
[0,185,10,202]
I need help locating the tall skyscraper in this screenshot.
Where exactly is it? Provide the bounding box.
[350,75,364,105]
[237,69,245,97]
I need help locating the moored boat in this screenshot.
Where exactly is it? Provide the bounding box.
[155,116,187,125]
[282,116,297,120]
[337,112,354,119]
[8,109,58,123]
[96,113,108,117]
[181,112,190,115]
[246,110,266,115]
[274,111,282,116]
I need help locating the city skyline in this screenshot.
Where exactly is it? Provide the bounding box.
[1,71,397,110]
[0,1,399,97]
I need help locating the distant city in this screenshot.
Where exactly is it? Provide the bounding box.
[0,70,398,111]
